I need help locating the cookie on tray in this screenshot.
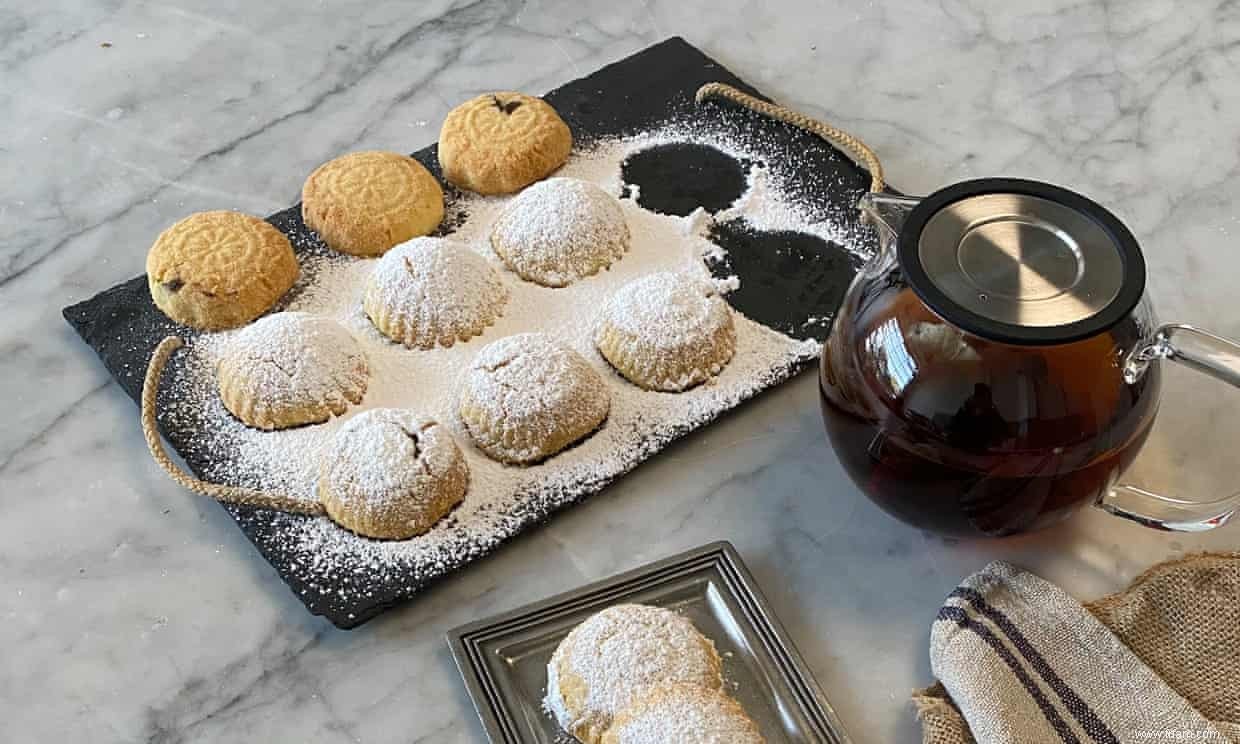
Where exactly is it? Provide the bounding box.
[146,210,299,330]
[602,683,765,744]
[438,92,572,195]
[490,177,629,287]
[217,311,368,431]
[595,272,736,392]
[319,408,468,540]
[363,237,508,349]
[545,604,724,744]
[302,150,444,257]
[458,333,608,465]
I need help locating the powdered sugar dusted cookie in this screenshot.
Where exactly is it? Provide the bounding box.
[602,683,765,744]
[490,177,629,287]
[546,604,724,744]
[302,150,444,257]
[458,333,609,464]
[438,92,572,195]
[217,312,368,430]
[319,409,468,540]
[595,272,736,391]
[363,237,509,349]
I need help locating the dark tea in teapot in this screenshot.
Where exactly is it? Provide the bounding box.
[819,279,1161,537]
[817,179,1240,537]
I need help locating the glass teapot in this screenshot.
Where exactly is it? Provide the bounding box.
[819,178,1240,537]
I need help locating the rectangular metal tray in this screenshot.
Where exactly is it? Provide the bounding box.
[447,542,853,743]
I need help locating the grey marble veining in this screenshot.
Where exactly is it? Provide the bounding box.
[3,1,1240,741]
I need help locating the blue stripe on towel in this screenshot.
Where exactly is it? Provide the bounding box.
[949,587,1119,744]
[938,605,1081,744]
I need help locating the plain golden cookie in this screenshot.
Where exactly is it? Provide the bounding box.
[146,210,299,330]
[545,604,724,744]
[318,408,468,540]
[438,92,572,195]
[595,272,736,392]
[217,311,369,431]
[363,237,509,348]
[458,333,608,465]
[490,177,629,287]
[302,150,444,257]
[601,683,765,744]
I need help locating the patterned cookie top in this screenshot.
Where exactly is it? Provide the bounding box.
[146,210,297,296]
[303,151,439,221]
[547,604,723,738]
[601,683,765,744]
[447,92,568,150]
[218,311,368,418]
[490,177,629,287]
[438,92,573,195]
[363,237,509,349]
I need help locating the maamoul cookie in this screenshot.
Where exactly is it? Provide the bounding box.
[595,272,736,392]
[318,408,468,540]
[146,210,299,330]
[490,177,629,287]
[363,237,509,348]
[217,312,368,430]
[438,92,572,195]
[602,683,765,744]
[301,150,444,257]
[545,604,724,744]
[458,333,608,464]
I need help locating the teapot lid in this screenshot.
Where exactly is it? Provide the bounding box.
[898,178,1146,345]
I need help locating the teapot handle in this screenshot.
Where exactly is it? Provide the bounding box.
[1096,324,1240,531]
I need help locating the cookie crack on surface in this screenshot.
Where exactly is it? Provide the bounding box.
[397,423,422,461]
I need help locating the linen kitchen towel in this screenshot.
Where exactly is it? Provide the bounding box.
[923,557,1239,744]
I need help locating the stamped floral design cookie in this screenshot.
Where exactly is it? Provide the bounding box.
[438,92,572,195]
[146,210,299,330]
[302,150,444,257]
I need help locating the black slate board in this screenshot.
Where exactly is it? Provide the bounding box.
[64,37,878,628]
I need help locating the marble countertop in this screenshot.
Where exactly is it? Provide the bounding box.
[4,1,1240,741]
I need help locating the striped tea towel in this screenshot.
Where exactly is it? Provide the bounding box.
[930,561,1233,744]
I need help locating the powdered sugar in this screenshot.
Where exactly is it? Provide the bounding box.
[216,311,368,428]
[363,236,508,348]
[156,122,852,620]
[459,333,610,464]
[545,604,722,738]
[605,683,765,743]
[323,409,453,510]
[490,177,629,287]
[602,272,729,350]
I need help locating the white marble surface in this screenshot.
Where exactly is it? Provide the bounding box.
[3,1,1240,741]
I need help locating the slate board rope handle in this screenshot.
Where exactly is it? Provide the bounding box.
[695,82,885,193]
[141,335,327,517]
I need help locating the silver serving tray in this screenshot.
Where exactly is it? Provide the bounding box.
[447,542,853,743]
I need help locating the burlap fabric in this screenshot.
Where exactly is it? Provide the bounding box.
[914,553,1240,744]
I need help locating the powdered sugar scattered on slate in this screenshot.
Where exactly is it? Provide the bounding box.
[157,125,847,620]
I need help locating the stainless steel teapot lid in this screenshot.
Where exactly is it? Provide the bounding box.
[898,178,1146,345]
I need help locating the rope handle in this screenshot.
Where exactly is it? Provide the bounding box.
[695,82,885,193]
[141,335,326,517]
